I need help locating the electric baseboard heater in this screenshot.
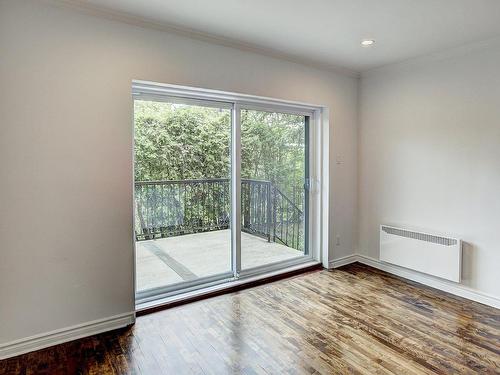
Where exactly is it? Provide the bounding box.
[380,225,461,282]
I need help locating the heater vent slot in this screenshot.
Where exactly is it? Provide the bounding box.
[381,226,457,246]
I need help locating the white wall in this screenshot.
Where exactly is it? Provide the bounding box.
[0,0,358,345]
[359,40,500,298]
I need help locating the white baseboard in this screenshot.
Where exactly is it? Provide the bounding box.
[329,254,500,309]
[328,254,358,269]
[2,254,498,360]
[0,312,135,360]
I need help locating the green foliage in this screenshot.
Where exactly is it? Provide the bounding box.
[134,100,305,206]
[134,101,231,181]
[241,109,305,205]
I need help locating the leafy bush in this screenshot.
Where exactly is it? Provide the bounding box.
[134,100,306,206]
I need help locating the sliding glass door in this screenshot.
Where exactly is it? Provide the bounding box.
[240,109,309,271]
[133,87,315,302]
[134,99,233,296]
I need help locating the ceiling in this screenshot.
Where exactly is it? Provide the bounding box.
[70,0,500,72]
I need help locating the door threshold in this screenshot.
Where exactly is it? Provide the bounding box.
[136,261,322,316]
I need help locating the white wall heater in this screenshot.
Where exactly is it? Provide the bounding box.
[380,225,462,282]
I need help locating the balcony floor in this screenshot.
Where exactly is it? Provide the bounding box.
[136,229,303,292]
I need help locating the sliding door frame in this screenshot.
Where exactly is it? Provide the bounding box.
[132,81,329,305]
[236,106,312,278]
[231,103,242,277]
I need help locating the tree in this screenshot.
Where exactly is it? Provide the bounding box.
[134,100,305,204]
[134,100,306,249]
[134,100,231,181]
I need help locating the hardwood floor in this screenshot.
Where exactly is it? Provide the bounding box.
[1,263,499,374]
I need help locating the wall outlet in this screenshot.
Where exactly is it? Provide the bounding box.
[336,235,340,246]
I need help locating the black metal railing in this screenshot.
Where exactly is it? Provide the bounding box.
[135,178,304,250]
[272,186,305,251]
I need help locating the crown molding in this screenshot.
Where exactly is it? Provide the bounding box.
[44,0,359,78]
[361,35,500,78]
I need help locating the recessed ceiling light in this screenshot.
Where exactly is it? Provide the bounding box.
[361,39,375,47]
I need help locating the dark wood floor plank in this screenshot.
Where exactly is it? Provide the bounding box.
[330,266,500,351]
[270,284,432,374]
[1,262,499,374]
[292,271,499,371]
[291,276,475,373]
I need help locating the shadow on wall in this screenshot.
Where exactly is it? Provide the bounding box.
[461,242,476,288]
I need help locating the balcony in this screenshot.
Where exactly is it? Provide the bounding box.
[135,178,305,293]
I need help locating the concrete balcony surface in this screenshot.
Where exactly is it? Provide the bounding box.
[136,229,303,292]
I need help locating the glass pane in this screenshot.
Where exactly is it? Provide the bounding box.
[240,109,308,270]
[134,99,232,293]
